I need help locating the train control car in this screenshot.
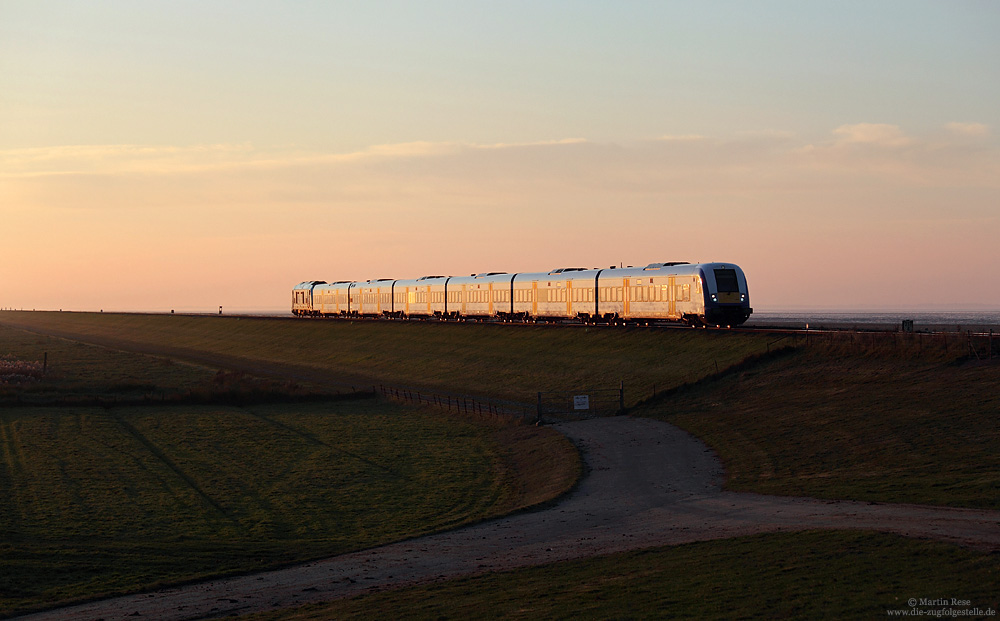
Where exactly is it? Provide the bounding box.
[292,261,751,326]
[291,281,326,316]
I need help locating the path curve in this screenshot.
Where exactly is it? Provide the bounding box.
[17,417,1000,620]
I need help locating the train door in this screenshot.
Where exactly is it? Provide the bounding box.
[623,278,631,318]
[531,281,538,316]
[668,276,676,318]
[565,280,573,317]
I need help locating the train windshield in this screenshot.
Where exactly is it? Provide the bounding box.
[713,269,739,292]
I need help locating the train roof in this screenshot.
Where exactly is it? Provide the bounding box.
[293,281,326,290]
[643,262,690,269]
[297,262,747,291]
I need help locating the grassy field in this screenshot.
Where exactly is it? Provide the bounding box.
[2,312,998,618]
[0,323,579,616]
[634,346,1000,509]
[0,311,771,405]
[0,321,219,400]
[243,530,999,620]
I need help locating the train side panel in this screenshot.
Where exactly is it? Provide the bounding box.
[448,273,513,318]
[392,276,449,317]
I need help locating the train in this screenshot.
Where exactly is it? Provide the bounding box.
[293,262,751,327]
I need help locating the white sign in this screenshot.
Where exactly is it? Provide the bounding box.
[573,395,590,410]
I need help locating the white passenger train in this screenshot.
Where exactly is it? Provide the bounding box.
[293,262,752,326]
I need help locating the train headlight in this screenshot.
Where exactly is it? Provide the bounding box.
[711,294,718,302]
[741,294,746,301]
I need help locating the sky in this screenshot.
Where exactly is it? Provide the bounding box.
[2,1,998,312]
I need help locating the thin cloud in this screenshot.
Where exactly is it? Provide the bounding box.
[655,134,707,142]
[832,123,914,147]
[944,122,990,137]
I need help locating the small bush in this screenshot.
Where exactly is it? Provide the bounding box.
[0,355,44,384]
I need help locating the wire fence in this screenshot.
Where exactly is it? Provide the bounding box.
[376,384,536,423]
[376,383,630,424]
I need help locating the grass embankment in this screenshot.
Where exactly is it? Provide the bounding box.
[244,530,999,620]
[0,311,770,405]
[633,345,1000,509]
[0,325,578,616]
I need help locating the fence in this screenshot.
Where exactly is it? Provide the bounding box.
[376,384,536,422]
[376,382,628,424]
[375,328,998,424]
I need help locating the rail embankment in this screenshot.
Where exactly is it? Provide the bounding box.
[0,310,772,406]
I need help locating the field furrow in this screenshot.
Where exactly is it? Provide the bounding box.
[109,411,241,530]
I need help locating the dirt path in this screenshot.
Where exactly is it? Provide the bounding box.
[18,417,1000,621]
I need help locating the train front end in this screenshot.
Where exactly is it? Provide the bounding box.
[700,264,752,326]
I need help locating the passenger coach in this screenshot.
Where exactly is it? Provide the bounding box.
[293,262,752,327]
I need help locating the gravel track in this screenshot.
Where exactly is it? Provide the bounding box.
[17,416,1000,621]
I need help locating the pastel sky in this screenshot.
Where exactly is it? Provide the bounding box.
[2,1,998,312]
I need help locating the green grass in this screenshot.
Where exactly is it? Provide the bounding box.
[634,347,1000,509]
[0,322,342,406]
[0,322,219,400]
[0,319,581,616]
[243,530,1000,620]
[0,311,770,405]
[0,400,577,616]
